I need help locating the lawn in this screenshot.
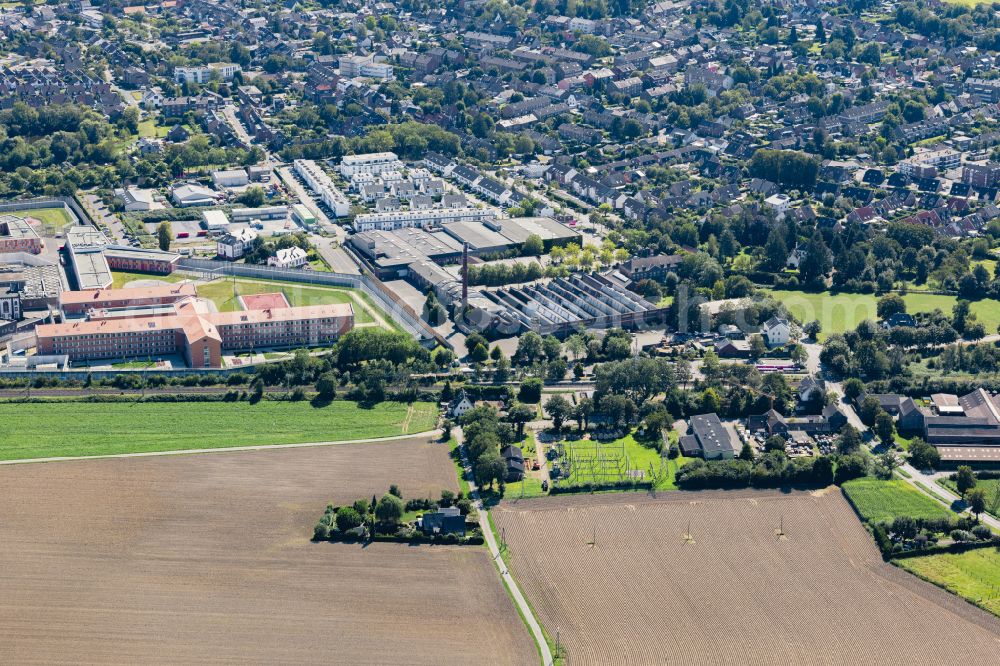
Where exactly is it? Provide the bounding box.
[841,478,953,524]
[560,432,689,491]
[196,278,375,324]
[505,476,548,499]
[939,476,1000,519]
[766,289,1000,338]
[897,549,1000,617]
[0,400,439,460]
[447,436,471,495]
[112,270,187,288]
[5,207,74,235]
[136,119,169,139]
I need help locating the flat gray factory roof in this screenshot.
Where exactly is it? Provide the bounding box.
[352,227,463,261]
[442,221,514,251]
[493,217,580,244]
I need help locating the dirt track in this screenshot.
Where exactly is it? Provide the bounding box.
[0,438,535,665]
[494,489,1000,665]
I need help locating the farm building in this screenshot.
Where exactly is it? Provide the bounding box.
[915,388,1000,463]
[680,413,736,460]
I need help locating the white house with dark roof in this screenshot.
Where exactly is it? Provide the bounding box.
[761,317,791,347]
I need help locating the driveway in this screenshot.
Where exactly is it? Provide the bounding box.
[897,463,1000,531]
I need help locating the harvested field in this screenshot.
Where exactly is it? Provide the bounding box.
[493,489,1000,665]
[0,438,534,665]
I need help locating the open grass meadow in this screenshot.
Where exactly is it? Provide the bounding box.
[897,548,1000,618]
[0,400,439,460]
[841,478,953,524]
[766,289,1000,338]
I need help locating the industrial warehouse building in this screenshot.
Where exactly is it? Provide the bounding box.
[350,216,580,279]
[37,288,354,368]
[463,273,667,336]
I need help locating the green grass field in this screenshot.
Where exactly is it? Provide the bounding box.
[560,433,689,491]
[940,477,1000,519]
[842,478,953,524]
[447,436,471,495]
[897,549,1000,617]
[136,119,169,139]
[505,476,548,498]
[0,400,438,460]
[112,270,187,288]
[5,207,74,235]
[196,278,376,324]
[110,272,399,330]
[766,289,1000,338]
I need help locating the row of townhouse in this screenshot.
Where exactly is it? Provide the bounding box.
[294,159,350,217]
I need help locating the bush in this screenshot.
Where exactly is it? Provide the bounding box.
[518,378,543,403]
[335,506,363,532]
[950,529,975,542]
[971,524,993,541]
[834,453,868,484]
[313,522,330,540]
[404,498,435,512]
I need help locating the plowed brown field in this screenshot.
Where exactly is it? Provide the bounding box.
[494,489,1000,665]
[0,438,535,665]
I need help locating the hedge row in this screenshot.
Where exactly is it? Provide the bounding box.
[549,480,654,495]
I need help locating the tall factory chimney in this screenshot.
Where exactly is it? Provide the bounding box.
[461,242,469,310]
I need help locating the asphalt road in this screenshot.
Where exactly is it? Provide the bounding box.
[897,463,1000,531]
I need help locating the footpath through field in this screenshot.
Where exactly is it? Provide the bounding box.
[0,430,440,466]
[455,427,554,666]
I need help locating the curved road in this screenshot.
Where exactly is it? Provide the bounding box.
[455,427,553,666]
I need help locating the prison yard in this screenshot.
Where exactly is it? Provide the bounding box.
[0,440,535,665]
[492,490,1000,665]
[1,206,74,236]
[112,270,387,327]
[0,400,438,460]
